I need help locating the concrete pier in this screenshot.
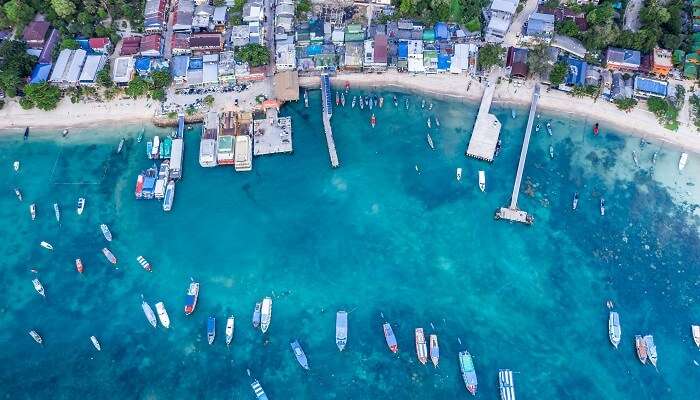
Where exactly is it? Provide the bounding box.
[320,73,340,168]
[465,77,501,162]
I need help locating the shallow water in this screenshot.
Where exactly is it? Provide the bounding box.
[1,91,699,399]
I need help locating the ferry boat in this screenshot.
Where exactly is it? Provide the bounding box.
[370,113,376,128]
[13,160,19,172]
[151,135,160,159]
[225,315,235,346]
[29,330,42,345]
[608,311,621,349]
[90,335,101,351]
[40,241,53,250]
[572,193,579,210]
[15,188,22,201]
[158,160,170,180]
[207,316,216,345]
[251,378,269,400]
[290,340,310,370]
[134,174,144,199]
[102,248,117,264]
[635,335,648,364]
[30,203,36,220]
[600,198,605,216]
[459,350,478,395]
[142,300,157,328]
[136,256,152,272]
[549,144,554,159]
[32,278,45,297]
[427,133,435,150]
[160,136,172,158]
[100,224,112,242]
[117,137,125,154]
[546,122,552,135]
[593,123,599,136]
[260,297,272,333]
[76,197,85,215]
[415,328,428,364]
[429,334,439,367]
[498,369,516,400]
[184,281,200,315]
[163,180,175,212]
[478,171,486,192]
[456,168,462,181]
[336,310,348,351]
[53,202,61,222]
[252,302,262,328]
[679,152,688,171]
[351,96,356,108]
[155,302,170,328]
[692,325,700,348]
[644,335,657,367]
[383,322,398,353]
[75,258,84,274]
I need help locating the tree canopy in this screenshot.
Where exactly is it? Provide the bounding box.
[235,44,270,67]
[22,82,62,110]
[0,40,36,97]
[549,61,568,86]
[477,43,504,71]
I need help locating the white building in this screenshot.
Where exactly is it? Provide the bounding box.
[485,0,518,43]
[275,42,296,70]
[234,135,253,171]
[79,54,107,85]
[112,56,135,85]
[407,40,424,73]
[49,49,87,85]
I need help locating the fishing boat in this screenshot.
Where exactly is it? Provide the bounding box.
[134,174,144,199]
[151,135,160,159]
[207,316,216,345]
[351,96,356,108]
[429,334,439,367]
[304,90,308,108]
[383,322,398,353]
[102,248,117,264]
[250,377,269,400]
[225,315,234,346]
[290,340,310,370]
[645,335,657,367]
[370,113,376,128]
[40,241,53,250]
[100,224,112,242]
[593,123,599,136]
[341,93,345,107]
[28,330,42,345]
[260,297,272,333]
[13,160,19,172]
[546,122,552,136]
[32,278,45,297]
[378,96,384,108]
[435,116,440,127]
[498,369,516,400]
[184,281,200,315]
[163,180,175,212]
[76,197,85,215]
[90,335,101,351]
[456,168,462,181]
[75,258,83,274]
[415,328,428,365]
[549,144,554,159]
[53,203,60,222]
[14,188,22,201]
[572,193,579,210]
[511,109,516,118]
[600,198,605,216]
[155,302,170,328]
[30,203,36,220]
[359,97,364,110]
[24,127,29,140]
[427,133,435,150]
[635,335,648,364]
[136,256,152,272]
[393,95,398,107]
[459,350,478,395]
[137,128,144,143]
[632,151,639,167]
[692,325,700,348]
[368,96,373,110]
[252,302,262,328]
[608,311,621,349]
[495,140,502,157]
[142,300,157,328]
[679,152,688,171]
[427,117,431,128]
[336,310,348,351]
[478,171,486,192]
[117,137,125,154]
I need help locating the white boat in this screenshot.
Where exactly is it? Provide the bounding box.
[151,135,160,159]
[549,144,554,159]
[76,198,85,215]
[90,335,101,351]
[40,241,53,250]
[336,310,348,351]
[546,122,552,135]
[260,296,272,333]
[415,328,428,365]
[100,224,112,242]
[163,180,175,212]
[14,188,22,201]
[499,369,516,400]
[608,311,621,349]
[426,133,435,150]
[53,203,60,222]
[679,152,688,171]
[136,256,152,272]
[225,315,235,346]
[429,334,439,367]
[29,330,43,345]
[32,278,45,297]
[692,325,700,349]
[142,300,157,328]
[645,335,658,367]
[30,203,36,220]
[435,116,440,127]
[478,170,485,192]
[117,137,125,154]
[600,198,605,216]
[632,151,639,167]
[155,302,170,328]
[511,109,516,119]
[13,161,19,172]
[572,193,579,210]
[456,168,462,181]
[426,117,431,128]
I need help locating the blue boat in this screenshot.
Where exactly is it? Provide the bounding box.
[207,316,215,345]
[290,339,309,370]
[146,140,153,159]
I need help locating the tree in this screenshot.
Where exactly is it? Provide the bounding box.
[526,42,552,78]
[23,82,62,111]
[150,69,171,89]
[203,94,214,107]
[235,44,270,67]
[59,38,79,50]
[477,43,504,71]
[3,0,34,29]
[51,0,76,18]
[0,40,36,97]
[296,0,311,17]
[549,61,567,86]
[614,98,638,112]
[125,76,149,98]
[213,0,226,6]
[96,68,112,88]
[556,20,580,38]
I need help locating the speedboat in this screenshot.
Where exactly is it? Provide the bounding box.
[290,339,310,370]
[100,224,112,242]
[136,256,152,272]
[456,168,462,181]
[370,114,376,128]
[429,334,439,367]
[252,302,262,328]
[608,311,621,349]
[225,315,235,346]
[459,350,478,395]
[155,302,170,328]
[90,336,101,351]
[692,325,700,349]
[76,198,85,215]
[679,152,688,171]
[117,137,125,154]
[635,335,648,364]
[546,122,552,136]
[102,248,117,264]
[428,102,433,110]
[549,144,554,159]
[29,330,43,345]
[53,203,60,222]
[652,151,658,164]
[40,241,53,251]
[427,133,435,150]
[498,369,516,400]
[478,171,486,192]
[260,297,272,333]
[32,278,45,297]
[600,198,605,216]
[75,258,83,274]
[207,316,216,345]
[14,188,22,201]
[336,310,348,351]
[359,97,364,110]
[415,328,428,365]
[142,300,157,328]
[163,180,175,212]
[184,281,200,315]
[335,91,340,106]
[572,193,579,210]
[62,129,69,137]
[23,126,29,140]
[30,203,36,220]
[383,322,398,353]
[644,335,657,367]
[426,117,431,128]
[351,96,356,108]
[13,161,19,172]
[368,96,373,110]
[511,109,516,119]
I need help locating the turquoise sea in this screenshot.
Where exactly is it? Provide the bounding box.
[2,90,700,399]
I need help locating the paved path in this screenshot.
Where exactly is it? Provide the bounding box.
[623,0,642,32]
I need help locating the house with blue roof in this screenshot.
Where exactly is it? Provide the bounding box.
[564,57,587,86]
[523,12,554,43]
[30,63,52,84]
[606,47,641,71]
[434,22,449,40]
[633,76,668,98]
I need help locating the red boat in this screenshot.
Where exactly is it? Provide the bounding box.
[75,258,83,274]
[593,123,599,136]
[135,174,144,199]
[184,282,200,315]
[370,114,376,128]
[344,81,350,92]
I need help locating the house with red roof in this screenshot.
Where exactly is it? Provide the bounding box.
[23,21,50,49]
[89,38,112,54]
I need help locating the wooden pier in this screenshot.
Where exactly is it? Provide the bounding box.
[465,77,501,162]
[321,74,340,168]
[495,84,540,225]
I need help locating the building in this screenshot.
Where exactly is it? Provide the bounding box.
[507,47,528,79]
[610,71,633,99]
[605,47,641,71]
[651,47,672,76]
[633,76,668,98]
[173,0,195,32]
[144,0,167,33]
[231,25,250,47]
[112,56,135,85]
[217,111,236,165]
[450,43,476,74]
[190,33,223,53]
[30,63,52,84]
[407,40,424,73]
[524,13,555,43]
[551,34,586,59]
[79,54,107,85]
[344,42,364,70]
[234,135,253,171]
[49,49,87,86]
[564,56,587,86]
[193,4,214,31]
[202,53,219,84]
[171,33,191,55]
[37,29,59,64]
[213,6,227,31]
[171,55,190,84]
[218,51,236,83]
[275,0,295,37]
[23,21,50,49]
[120,36,141,56]
[485,0,518,43]
[276,42,296,70]
[140,34,163,57]
[88,37,111,54]
[273,70,299,101]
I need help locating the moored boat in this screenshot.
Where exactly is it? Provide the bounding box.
[155,302,170,328]
[29,330,42,345]
[415,328,428,364]
[632,151,639,167]
[456,168,462,181]
[549,144,554,159]
[303,90,308,108]
[137,128,144,143]
[100,224,112,242]
[13,160,19,172]
[134,174,144,199]
[370,113,376,128]
[40,241,53,250]
[427,133,434,150]
[14,188,22,201]
[511,109,516,118]
[117,137,125,153]
[336,310,348,351]
[679,152,688,171]
[645,335,657,367]
[635,335,648,364]
[478,171,485,192]
[252,302,262,328]
[142,300,157,328]
[341,92,345,107]
[421,99,425,109]
[163,180,175,212]
[184,281,200,315]
[32,278,45,297]
[495,139,502,157]
[30,203,36,220]
[593,123,599,135]
[76,197,85,215]
[546,122,552,135]
[600,198,605,216]
[572,192,579,210]
[136,256,152,272]
[151,135,160,159]
[53,203,60,222]
[498,369,516,400]
[383,322,398,353]
[429,334,439,367]
[102,248,117,264]
[225,315,235,346]
[260,297,272,333]
[251,378,269,400]
[90,335,101,351]
[24,126,29,140]
[435,116,440,127]
[427,117,431,128]
[207,316,216,345]
[378,96,384,108]
[692,325,700,348]
[608,311,621,349]
[290,339,310,370]
[351,96,356,108]
[75,258,83,274]
[459,350,478,395]
[405,98,409,110]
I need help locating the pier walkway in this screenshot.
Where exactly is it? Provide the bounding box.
[495,84,540,225]
[465,77,501,162]
[320,74,340,168]
[177,113,185,138]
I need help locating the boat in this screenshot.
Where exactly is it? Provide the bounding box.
[370,113,376,128]
[679,152,688,171]
[335,91,340,106]
[32,278,45,297]
[13,161,19,172]
[546,122,552,135]
[345,81,350,92]
[134,174,144,199]
[511,109,516,118]
[117,137,125,154]
[90,335,101,351]
[23,127,29,140]
[456,168,462,181]
[151,135,160,159]
[645,335,657,367]
[427,117,431,128]
[28,330,42,345]
[378,96,384,108]
[652,151,658,164]
[137,128,144,143]
[62,129,69,137]
[351,96,356,108]
[600,198,605,216]
[40,241,53,250]
[368,96,373,110]
[632,151,639,167]
[155,302,170,328]
[100,224,112,242]
[252,302,262,328]
[405,98,409,110]
[146,140,153,158]
[421,99,425,109]
[160,136,172,158]
[459,350,478,395]
[225,315,234,346]
[549,144,554,159]
[75,258,83,274]
[383,322,398,353]
[163,180,175,212]
[593,123,599,136]
[692,325,700,348]
[608,311,621,349]
[635,335,648,364]
[30,203,36,220]
[207,316,216,345]
[336,310,348,351]
[76,197,85,215]
[359,97,364,110]
[136,256,152,272]
[495,140,502,157]
[427,133,435,150]
[535,124,540,133]
[429,334,439,367]
[428,102,433,110]
[572,193,579,210]
[393,95,398,107]
[251,378,269,400]
[260,297,272,333]
[53,203,60,222]
[14,188,22,201]
[341,93,345,107]
[415,328,428,364]
[142,300,157,328]
[184,281,200,315]
[498,369,516,400]
[102,248,117,264]
[290,339,310,370]
[478,171,486,192]
[435,116,440,127]
[304,90,308,108]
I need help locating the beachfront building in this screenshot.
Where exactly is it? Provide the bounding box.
[144,0,167,33]
[484,0,518,43]
[202,54,219,85]
[345,42,364,70]
[49,49,87,86]
[610,72,633,100]
[563,56,587,87]
[78,54,107,85]
[450,43,475,74]
[23,20,50,49]
[523,12,555,44]
[112,56,135,85]
[218,111,236,165]
[506,47,528,80]
[651,47,673,76]
[30,63,52,83]
[633,76,668,99]
[364,34,388,71]
[171,55,189,84]
[605,47,641,71]
[551,35,586,59]
[407,40,424,73]
[276,42,296,71]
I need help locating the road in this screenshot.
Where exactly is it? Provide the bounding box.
[503,0,539,48]
[623,0,642,32]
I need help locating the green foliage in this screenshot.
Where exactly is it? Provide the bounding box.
[549,61,567,86]
[125,76,149,98]
[296,0,311,17]
[614,97,638,112]
[59,38,79,50]
[51,0,76,18]
[150,87,165,101]
[3,0,35,30]
[150,69,171,89]
[213,0,226,6]
[570,85,598,98]
[96,67,112,88]
[19,96,34,109]
[555,20,579,38]
[396,0,488,27]
[542,0,559,8]
[477,43,504,71]
[464,18,480,32]
[23,82,62,111]
[690,95,700,130]
[103,86,120,100]
[647,97,679,130]
[0,40,35,98]
[203,94,215,107]
[34,0,145,38]
[235,44,270,67]
[526,42,552,78]
[231,0,245,13]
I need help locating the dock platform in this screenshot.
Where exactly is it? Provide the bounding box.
[465,78,501,162]
[321,73,339,168]
[253,108,293,156]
